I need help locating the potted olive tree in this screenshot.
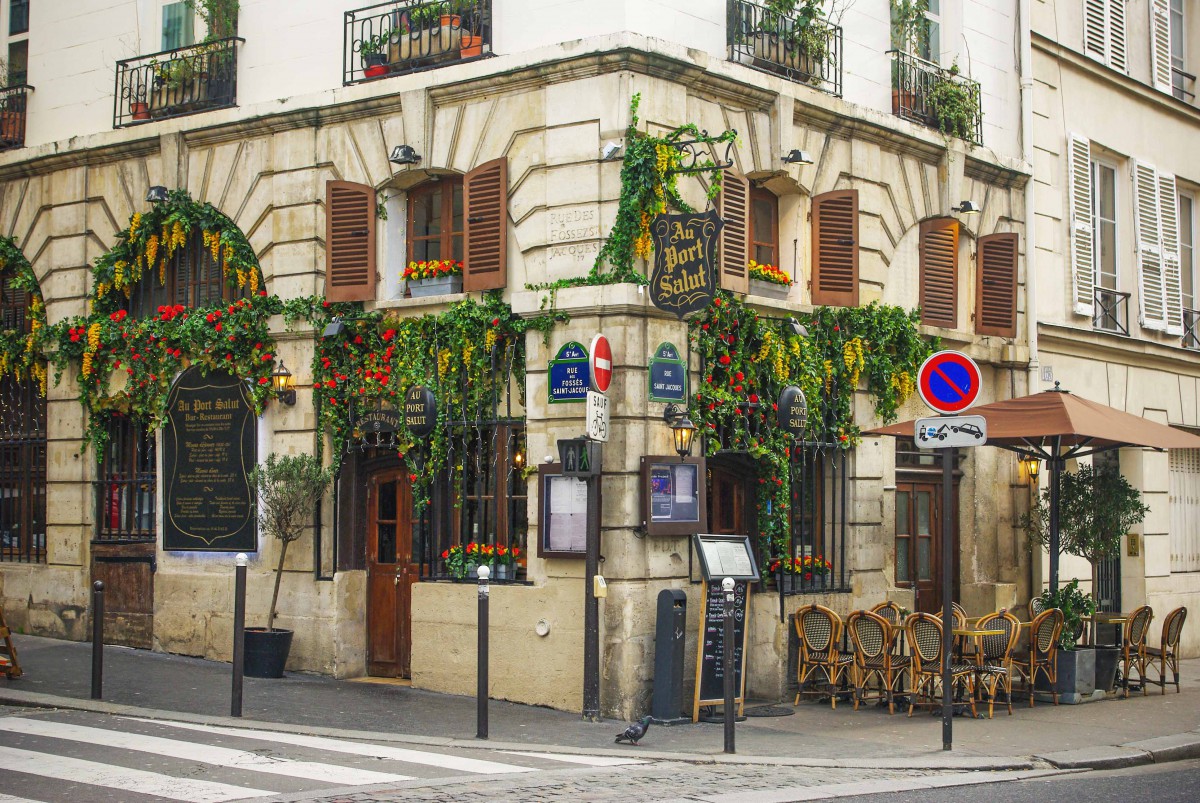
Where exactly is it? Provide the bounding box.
[244,452,334,678]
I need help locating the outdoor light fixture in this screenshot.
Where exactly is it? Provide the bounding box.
[781,149,814,165]
[1022,455,1041,483]
[787,316,809,337]
[663,403,697,460]
[513,449,525,468]
[600,141,623,160]
[322,317,347,339]
[271,360,296,406]
[145,185,169,203]
[952,200,980,215]
[389,144,422,166]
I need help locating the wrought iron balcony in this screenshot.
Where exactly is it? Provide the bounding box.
[1184,308,1200,350]
[344,0,491,85]
[1094,287,1130,336]
[890,51,982,144]
[727,0,842,96]
[114,38,242,128]
[0,85,32,152]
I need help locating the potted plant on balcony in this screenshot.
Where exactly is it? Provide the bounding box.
[889,0,930,115]
[390,2,461,65]
[359,32,391,78]
[150,57,206,114]
[926,62,980,141]
[748,259,792,299]
[0,57,22,141]
[751,0,827,83]
[404,259,463,297]
[244,452,334,678]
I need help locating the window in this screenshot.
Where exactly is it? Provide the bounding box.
[920,0,941,63]
[8,0,28,36]
[749,188,779,266]
[1084,0,1127,73]
[451,425,526,552]
[407,177,464,265]
[919,218,958,328]
[1170,448,1200,572]
[1170,0,1186,99]
[125,230,248,319]
[97,415,156,540]
[1093,160,1118,293]
[162,2,195,51]
[6,40,27,86]
[1181,193,1195,310]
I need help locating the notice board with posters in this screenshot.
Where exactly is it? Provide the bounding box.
[640,456,706,536]
[537,463,596,558]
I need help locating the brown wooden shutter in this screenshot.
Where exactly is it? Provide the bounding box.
[718,173,749,294]
[324,180,376,302]
[463,157,508,292]
[976,232,1018,337]
[919,218,959,328]
[811,189,859,306]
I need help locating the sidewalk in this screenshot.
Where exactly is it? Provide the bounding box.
[2,633,1199,771]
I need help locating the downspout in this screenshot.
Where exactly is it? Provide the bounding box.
[1019,0,1039,600]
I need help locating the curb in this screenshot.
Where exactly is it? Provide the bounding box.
[1036,731,1200,770]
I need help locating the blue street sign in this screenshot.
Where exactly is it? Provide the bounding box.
[648,342,687,403]
[549,341,590,403]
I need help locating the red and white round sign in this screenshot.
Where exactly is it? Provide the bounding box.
[590,334,613,393]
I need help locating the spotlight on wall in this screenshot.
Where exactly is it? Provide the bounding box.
[322,317,347,339]
[389,144,422,166]
[952,200,981,215]
[662,403,697,461]
[600,141,623,161]
[1022,455,1041,484]
[781,149,813,165]
[145,185,169,203]
[271,360,296,406]
[787,316,809,337]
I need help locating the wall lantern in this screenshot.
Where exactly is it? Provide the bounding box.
[663,403,697,460]
[952,200,980,215]
[781,149,813,165]
[271,360,296,406]
[389,144,422,165]
[145,185,169,203]
[1022,455,1041,484]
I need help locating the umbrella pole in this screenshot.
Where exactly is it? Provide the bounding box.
[1048,435,1062,593]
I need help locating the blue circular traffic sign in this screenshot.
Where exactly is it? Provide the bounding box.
[917,351,981,414]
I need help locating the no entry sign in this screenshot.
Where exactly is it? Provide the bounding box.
[590,334,613,393]
[917,350,981,414]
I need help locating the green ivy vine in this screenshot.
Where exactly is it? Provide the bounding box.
[0,236,48,393]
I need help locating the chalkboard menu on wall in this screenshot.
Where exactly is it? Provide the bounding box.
[163,367,257,551]
[693,579,751,720]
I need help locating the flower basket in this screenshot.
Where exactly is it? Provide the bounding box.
[405,259,463,297]
[408,274,463,297]
[749,278,791,300]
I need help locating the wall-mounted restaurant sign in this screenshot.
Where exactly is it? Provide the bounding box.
[548,341,589,403]
[403,386,436,436]
[649,211,722,319]
[777,385,808,438]
[648,342,687,403]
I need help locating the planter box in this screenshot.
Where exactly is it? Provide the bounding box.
[1036,646,1096,704]
[408,274,463,297]
[779,573,829,594]
[0,110,23,142]
[1093,645,1120,692]
[752,33,819,78]
[389,25,461,65]
[150,78,209,116]
[749,278,791,300]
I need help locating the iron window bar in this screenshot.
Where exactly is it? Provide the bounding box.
[1093,287,1130,336]
[343,0,492,86]
[726,0,843,97]
[113,37,243,129]
[889,50,983,145]
[1171,66,1196,102]
[0,378,46,564]
[1184,309,1200,350]
[0,85,32,153]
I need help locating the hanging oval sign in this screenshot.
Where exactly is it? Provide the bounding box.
[404,386,437,436]
[777,385,808,437]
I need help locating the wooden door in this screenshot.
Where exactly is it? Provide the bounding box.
[708,464,747,535]
[895,482,941,613]
[367,470,415,677]
[90,541,156,648]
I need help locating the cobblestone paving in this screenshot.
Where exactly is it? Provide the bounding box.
[300,761,944,802]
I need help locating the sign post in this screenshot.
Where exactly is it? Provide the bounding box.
[560,437,603,721]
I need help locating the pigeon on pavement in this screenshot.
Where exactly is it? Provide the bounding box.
[615,715,652,746]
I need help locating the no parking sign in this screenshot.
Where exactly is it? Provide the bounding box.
[916,351,981,414]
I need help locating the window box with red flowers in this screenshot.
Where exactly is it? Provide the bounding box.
[404,259,463,297]
[748,260,792,300]
[771,554,832,593]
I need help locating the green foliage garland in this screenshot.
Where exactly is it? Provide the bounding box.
[0,236,48,393]
[689,292,934,562]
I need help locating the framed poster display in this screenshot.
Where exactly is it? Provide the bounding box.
[537,463,595,558]
[639,455,706,536]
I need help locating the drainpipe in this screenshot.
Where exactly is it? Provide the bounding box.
[1019,0,1039,601]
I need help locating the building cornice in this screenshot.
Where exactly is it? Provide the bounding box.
[1038,321,1200,379]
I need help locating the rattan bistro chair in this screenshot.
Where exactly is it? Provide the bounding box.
[870,601,904,626]
[1121,605,1154,698]
[1145,607,1187,695]
[794,604,853,708]
[905,612,976,718]
[974,610,1020,717]
[1011,607,1063,706]
[847,610,910,714]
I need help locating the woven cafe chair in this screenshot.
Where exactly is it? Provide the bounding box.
[1029,597,1046,618]
[905,612,977,718]
[793,604,853,708]
[870,601,903,627]
[952,601,968,621]
[1145,607,1187,695]
[973,610,1020,717]
[1120,605,1155,698]
[1011,607,1063,706]
[847,610,910,714]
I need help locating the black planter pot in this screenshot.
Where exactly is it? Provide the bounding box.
[1093,645,1121,692]
[1036,646,1095,703]
[243,627,293,678]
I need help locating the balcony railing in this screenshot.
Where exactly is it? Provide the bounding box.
[344,0,491,85]
[1184,309,1200,349]
[1094,287,1130,336]
[891,50,982,144]
[114,38,242,128]
[0,85,32,152]
[727,0,842,96]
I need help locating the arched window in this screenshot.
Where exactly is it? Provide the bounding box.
[407,177,465,264]
[126,231,250,318]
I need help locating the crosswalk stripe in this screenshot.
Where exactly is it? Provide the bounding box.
[0,718,411,786]
[0,794,45,803]
[502,750,649,767]
[131,718,538,775]
[0,745,272,803]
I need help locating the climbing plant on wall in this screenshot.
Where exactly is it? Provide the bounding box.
[0,236,48,395]
[689,292,933,561]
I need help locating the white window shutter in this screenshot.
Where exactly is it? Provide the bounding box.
[1151,0,1173,93]
[1134,161,1167,331]
[1159,172,1184,335]
[1069,135,1096,317]
[1108,0,1128,72]
[1084,0,1107,63]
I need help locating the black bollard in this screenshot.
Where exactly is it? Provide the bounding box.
[90,581,104,700]
[477,564,490,739]
[722,577,736,754]
[232,553,247,718]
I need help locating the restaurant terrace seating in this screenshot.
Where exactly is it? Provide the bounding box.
[1121,605,1154,697]
[973,610,1020,717]
[1144,606,1186,694]
[870,601,903,627]
[1011,607,1063,706]
[793,604,853,708]
[847,610,909,714]
[905,612,976,718]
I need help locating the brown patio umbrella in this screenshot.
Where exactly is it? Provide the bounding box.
[867,384,1200,590]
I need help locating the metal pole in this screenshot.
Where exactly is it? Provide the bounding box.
[941,446,955,750]
[477,564,490,739]
[722,577,736,754]
[90,581,104,700]
[1048,436,1062,593]
[583,472,600,721]
[232,553,247,718]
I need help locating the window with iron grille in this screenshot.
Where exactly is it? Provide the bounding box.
[96,415,156,541]
[124,231,248,318]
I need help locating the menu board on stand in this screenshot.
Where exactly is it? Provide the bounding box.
[691,534,760,721]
